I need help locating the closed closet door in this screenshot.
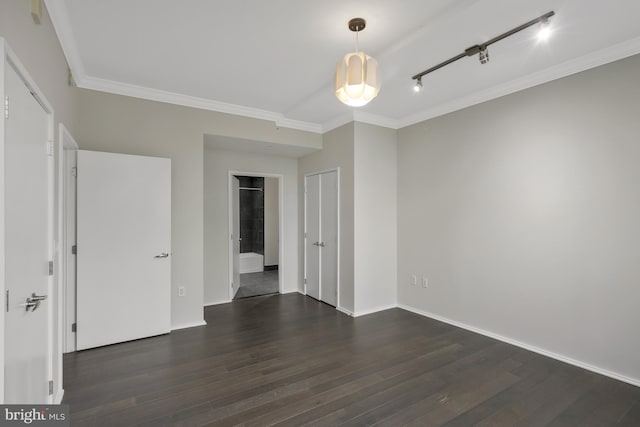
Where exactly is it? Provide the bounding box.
[305,170,338,307]
[305,174,321,300]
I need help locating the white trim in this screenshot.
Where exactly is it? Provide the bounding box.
[336,306,354,317]
[204,299,232,307]
[56,125,78,408]
[170,320,207,331]
[227,171,286,300]
[398,304,640,388]
[53,389,64,405]
[353,304,397,318]
[0,37,6,405]
[399,35,640,129]
[352,111,400,130]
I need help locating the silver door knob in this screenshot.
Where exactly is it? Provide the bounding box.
[23,293,47,312]
[154,252,170,258]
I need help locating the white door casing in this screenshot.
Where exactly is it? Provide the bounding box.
[231,176,240,298]
[3,61,52,403]
[76,150,171,350]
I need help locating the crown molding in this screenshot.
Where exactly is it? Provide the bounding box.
[80,76,323,133]
[352,111,401,129]
[399,35,640,129]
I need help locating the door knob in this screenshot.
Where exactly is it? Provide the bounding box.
[154,252,170,258]
[22,293,47,312]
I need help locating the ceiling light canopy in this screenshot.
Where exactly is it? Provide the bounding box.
[412,11,555,89]
[335,18,380,107]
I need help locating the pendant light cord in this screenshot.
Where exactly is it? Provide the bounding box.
[356,30,360,52]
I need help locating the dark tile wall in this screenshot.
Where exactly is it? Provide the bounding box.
[237,176,264,254]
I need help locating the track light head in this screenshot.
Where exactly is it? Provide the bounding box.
[413,76,422,92]
[478,46,489,64]
[537,17,552,41]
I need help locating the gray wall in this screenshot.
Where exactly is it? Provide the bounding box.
[354,123,398,314]
[397,53,640,383]
[299,124,355,313]
[204,146,299,305]
[75,90,318,328]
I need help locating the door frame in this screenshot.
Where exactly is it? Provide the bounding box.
[303,168,341,309]
[0,38,56,403]
[227,171,284,300]
[58,124,78,357]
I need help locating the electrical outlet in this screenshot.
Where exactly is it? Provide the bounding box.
[178,286,186,297]
[422,277,429,288]
[410,275,417,286]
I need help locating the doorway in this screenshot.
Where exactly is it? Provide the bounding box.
[229,173,282,299]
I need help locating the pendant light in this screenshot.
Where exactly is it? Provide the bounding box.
[335,18,381,107]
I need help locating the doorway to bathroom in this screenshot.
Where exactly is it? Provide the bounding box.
[229,173,281,299]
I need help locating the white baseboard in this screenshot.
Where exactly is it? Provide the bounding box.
[171,320,207,331]
[397,303,640,388]
[336,306,354,316]
[54,389,64,404]
[204,299,231,307]
[353,304,397,318]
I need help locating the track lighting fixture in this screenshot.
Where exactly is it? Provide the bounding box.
[411,11,555,88]
[413,76,422,92]
[478,46,489,64]
[537,16,552,41]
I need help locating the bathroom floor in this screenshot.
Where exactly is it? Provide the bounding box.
[234,270,279,299]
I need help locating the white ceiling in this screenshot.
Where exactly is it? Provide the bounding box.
[46,0,640,133]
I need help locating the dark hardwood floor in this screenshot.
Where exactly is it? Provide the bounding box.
[63,294,640,426]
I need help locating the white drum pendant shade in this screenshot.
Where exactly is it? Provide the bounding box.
[335,51,380,107]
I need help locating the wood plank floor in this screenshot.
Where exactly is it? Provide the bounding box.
[63,293,640,426]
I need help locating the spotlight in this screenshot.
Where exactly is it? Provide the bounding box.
[413,76,422,92]
[537,18,552,41]
[478,46,489,64]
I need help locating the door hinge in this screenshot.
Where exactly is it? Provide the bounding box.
[4,96,8,119]
[304,232,307,238]
[71,245,77,255]
[5,290,8,313]
[71,323,77,333]
[48,260,54,276]
[47,140,54,157]
[71,166,77,177]
[304,278,307,284]
[48,380,54,395]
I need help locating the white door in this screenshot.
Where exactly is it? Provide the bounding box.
[320,171,338,307]
[231,176,240,297]
[4,63,52,403]
[305,174,320,300]
[76,151,171,350]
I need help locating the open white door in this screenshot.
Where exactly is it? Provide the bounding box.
[76,151,171,350]
[3,62,52,403]
[231,176,240,297]
[305,174,320,300]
